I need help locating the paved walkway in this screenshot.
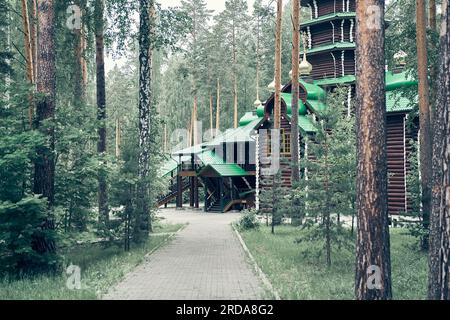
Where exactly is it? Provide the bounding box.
[104,208,266,300]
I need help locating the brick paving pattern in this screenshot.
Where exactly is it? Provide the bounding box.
[104,209,265,300]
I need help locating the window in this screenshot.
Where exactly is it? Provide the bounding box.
[281,129,291,155]
[266,129,291,156]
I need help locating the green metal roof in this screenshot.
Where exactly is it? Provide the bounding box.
[386,91,417,113]
[159,158,178,178]
[204,117,261,147]
[239,112,259,126]
[314,75,356,86]
[280,93,308,116]
[385,71,417,91]
[301,12,356,28]
[286,114,318,134]
[172,143,205,156]
[301,42,356,56]
[196,150,224,165]
[199,163,250,177]
[300,80,327,100]
[307,99,327,113]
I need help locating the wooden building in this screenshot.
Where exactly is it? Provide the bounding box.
[158,0,419,216]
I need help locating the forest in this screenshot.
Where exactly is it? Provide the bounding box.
[0,0,449,301]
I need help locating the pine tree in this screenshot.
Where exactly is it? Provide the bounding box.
[296,89,356,267]
[354,0,392,300]
[291,0,300,183]
[33,0,57,255]
[94,0,109,229]
[416,0,433,251]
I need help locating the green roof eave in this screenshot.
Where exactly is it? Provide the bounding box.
[385,71,417,91]
[239,111,259,126]
[301,42,355,56]
[196,150,224,166]
[301,12,356,28]
[300,80,327,100]
[198,164,250,177]
[172,143,206,156]
[287,114,318,134]
[280,93,308,116]
[314,75,356,87]
[386,91,417,113]
[159,158,178,178]
[204,117,262,147]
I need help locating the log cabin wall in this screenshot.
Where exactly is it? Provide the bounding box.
[258,102,293,214]
[386,113,419,215]
[308,50,355,79]
[302,0,355,17]
[301,0,356,81]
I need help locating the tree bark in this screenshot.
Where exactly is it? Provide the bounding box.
[74,1,87,103]
[33,0,56,254]
[291,0,300,183]
[209,94,213,131]
[216,78,221,132]
[31,0,38,83]
[429,0,450,300]
[274,0,283,130]
[416,0,433,251]
[135,0,154,242]
[232,16,238,128]
[21,0,34,127]
[429,0,437,30]
[95,0,109,227]
[354,0,392,300]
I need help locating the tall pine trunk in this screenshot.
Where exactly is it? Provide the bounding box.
[416,0,433,251]
[216,78,220,132]
[135,0,154,242]
[291,0,300,183]
[94,0,109,227]
[34,0,56,254]
[21,0,34,127]
[74,1,87,103]
[274,0,282,130]
[232,19,238,128]
[354,0,392,300]
[31,0,38,83]
[429,0,450,300]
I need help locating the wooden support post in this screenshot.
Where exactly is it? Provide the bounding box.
[204,183,208,212]
[194,177,199,209]
[176,174,183,208]
[219,178,224,213]
[189,177,195,207]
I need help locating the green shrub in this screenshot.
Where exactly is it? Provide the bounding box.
[238,209,260,230]
[0,196,60,276]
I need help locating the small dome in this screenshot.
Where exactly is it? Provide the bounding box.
[267,79,276,92]
[254,99,262,108]
[394,50,407,66]
[299,57,313,76]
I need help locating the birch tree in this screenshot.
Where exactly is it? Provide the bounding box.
[429,0,450,300]
[135,0,155,241]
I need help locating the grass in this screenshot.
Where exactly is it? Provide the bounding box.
[240,225,428,300]
[0,223,185,300]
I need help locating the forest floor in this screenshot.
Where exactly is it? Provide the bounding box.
[0,222,184,300]
[240,225,428,300]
